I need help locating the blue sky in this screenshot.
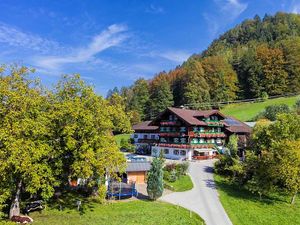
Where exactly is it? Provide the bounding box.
[0,0,299,95]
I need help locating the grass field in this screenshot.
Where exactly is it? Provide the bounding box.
[164,175,194,192]
[215,174,300,225]
[114,133,132,147]
[221,95,300,121]
[26,200,203,225]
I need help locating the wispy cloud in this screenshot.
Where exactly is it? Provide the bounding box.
[157,50,190,63]
[0,22,61,54]
[35,24,129,70]
[146,4,165,14]
[203,0,248,37]
[291,1,300,14]
[220,0,248,20]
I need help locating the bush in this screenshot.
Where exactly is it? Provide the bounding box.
[253,104,290,121]
[163,171,170,181]
[168,170,177,183]
[164,163,177,172]
[175,162,189,176]
[261,92,269,101]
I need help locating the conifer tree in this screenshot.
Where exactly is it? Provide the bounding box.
[147,157,164,200]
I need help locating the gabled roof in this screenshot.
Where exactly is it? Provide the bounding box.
[126,162,151,172]
[151,107,226,126]
[132,121,159,131]
[224,116,252,134]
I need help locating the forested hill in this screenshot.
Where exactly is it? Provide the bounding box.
[108,12,300,122]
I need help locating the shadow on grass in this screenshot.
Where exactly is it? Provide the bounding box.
[48,191,95,215]
[214,175,288,205]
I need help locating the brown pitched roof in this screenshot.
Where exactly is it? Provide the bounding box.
[132,121,159,131]
[166,107,226,125]
[224,116,252,134]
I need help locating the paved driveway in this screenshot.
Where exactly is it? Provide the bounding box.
[160,160,233,225]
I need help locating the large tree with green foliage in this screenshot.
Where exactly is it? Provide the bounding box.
[147,73,173,119]
[129,79,150,121]
[182,59,210,109]
[49,75,126,191]
[0,66,57,218]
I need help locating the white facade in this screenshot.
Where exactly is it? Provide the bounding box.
[131,133,159,143]
[151,146,193,160]
[151,146,218,161]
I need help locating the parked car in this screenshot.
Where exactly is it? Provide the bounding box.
[130,156,147,162]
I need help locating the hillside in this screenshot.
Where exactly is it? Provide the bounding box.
[113,12,300,121]
[221,95,299,121]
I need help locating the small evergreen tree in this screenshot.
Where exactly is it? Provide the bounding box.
[227,135,239,158]
[147,157,164,200]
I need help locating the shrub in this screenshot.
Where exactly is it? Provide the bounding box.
[169,170,177,183]
[261,92,269,101]
[176,162,189,176]
[96,185,107,204]
[164,163,177,172]
[264,104,290,121]
[163,171,170,181]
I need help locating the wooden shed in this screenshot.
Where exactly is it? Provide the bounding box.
[126,162,151,184]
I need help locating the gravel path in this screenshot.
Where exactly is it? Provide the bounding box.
[160,160,233,225]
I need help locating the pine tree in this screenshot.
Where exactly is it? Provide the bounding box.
[147,157,164,200]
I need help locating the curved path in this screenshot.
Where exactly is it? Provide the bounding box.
[160,160,233,225]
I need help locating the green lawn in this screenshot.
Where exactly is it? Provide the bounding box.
[221,95,300,121]
[24,201,203,225]
[114,133,132,147]
[214,174,300,225]
[164,175,194,192]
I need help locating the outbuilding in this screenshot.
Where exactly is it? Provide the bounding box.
[125,162,151,184]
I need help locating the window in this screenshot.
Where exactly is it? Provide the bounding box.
[200,127,204,132]
[211,128,215,133]
[193,127,198,132]
[180,127,186,132]
[173,150,179,155]
[169,115,173,121]
[199,138,205,143]
[180,150,186,156]
[160,138,167,143]
[143,134,148,139]
[165,127,170,132]
[180,138,186,143]
[151,135,155,139]
[217,127,221,132]
[211,138,215,143]
[160,127,165,132]
[164,149,169,154]
[216,138,222,144]
[174,116,178,121]
[174,138,179,143]
[134,134,138,138]
[192,138,198,144]
[172,127,176,132]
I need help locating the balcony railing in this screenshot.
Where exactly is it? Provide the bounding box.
[160,121,180,126]
[188,131,225,138]
[159,132,182,137]
[157,143,219,149]
[137,139,159,144]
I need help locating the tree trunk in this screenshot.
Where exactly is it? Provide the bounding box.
[291,192,297,205]
[9,180,22,219]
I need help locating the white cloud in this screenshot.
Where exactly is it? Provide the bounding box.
[34,24,129,70]
[0,22,61,54]
[291,2,300,14]
[215,0,248,20]
[158,51,190,63]
[204,0,248,37]
[146,4,165,14]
